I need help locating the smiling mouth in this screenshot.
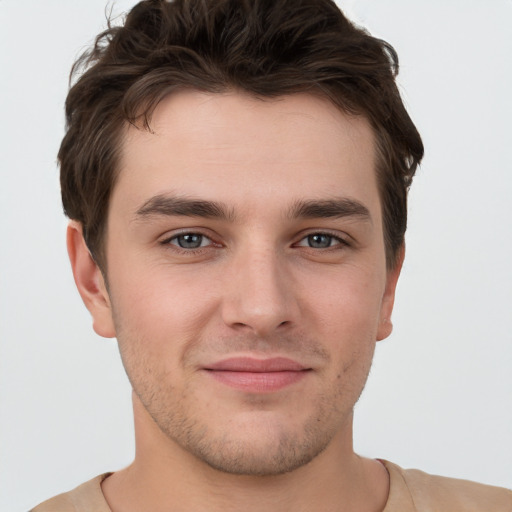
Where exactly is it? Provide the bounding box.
[204,357,312,392]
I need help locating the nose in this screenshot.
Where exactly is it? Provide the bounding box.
[221,246,297,337]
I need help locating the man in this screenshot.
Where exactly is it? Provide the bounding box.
[31,0,511,510]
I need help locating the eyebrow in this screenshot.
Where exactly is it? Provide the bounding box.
[134,194,371,224]
[288,198,371,222]
[135,195,235,221]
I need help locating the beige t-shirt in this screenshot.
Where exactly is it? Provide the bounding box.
[31,460,512,511]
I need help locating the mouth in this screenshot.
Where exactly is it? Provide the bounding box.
[203,357,312,393]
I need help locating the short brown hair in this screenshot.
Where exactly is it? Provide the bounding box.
[60,0,423,269]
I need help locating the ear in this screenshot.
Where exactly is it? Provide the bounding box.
[67,221,116,338]
[376,244,405,341]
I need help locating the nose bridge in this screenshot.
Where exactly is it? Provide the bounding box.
[222,238,295,335]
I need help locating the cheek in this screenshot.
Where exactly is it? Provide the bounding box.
[305,266,386,338]
[303,266,385,388]
[109,260,219,334]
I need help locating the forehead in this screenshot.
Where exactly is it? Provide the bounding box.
[114,90,379,218]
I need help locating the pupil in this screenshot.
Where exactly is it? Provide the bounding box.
[179,234,202,248]
[309,234,331,248]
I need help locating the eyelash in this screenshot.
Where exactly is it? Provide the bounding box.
[160,231,218,254]
[294,232,349,250]
[160,230,349,254]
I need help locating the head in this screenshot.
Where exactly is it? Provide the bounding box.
[60,0,423,273]
[64,0,423,477]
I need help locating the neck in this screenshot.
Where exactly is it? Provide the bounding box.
[102,395,389,512]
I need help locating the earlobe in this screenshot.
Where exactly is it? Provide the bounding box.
[67,221,116,338]
[376,245,405,342]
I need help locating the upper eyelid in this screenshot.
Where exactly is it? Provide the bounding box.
[160,232,219,254]
[295,233,348,247]
[160,228,216,243]
[295,229,350,243]
[170,232,211,242]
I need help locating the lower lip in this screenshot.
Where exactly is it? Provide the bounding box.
[205,370,308,392]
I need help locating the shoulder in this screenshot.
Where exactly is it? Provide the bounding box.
[30,474,112,512]
[382,460,512,512]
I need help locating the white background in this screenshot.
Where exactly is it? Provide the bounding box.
[1,1,511,509]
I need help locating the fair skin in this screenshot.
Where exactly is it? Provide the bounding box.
[68,91,403,512]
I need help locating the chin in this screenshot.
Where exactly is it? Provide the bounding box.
[188,430,329,476]
[163,411,340,477]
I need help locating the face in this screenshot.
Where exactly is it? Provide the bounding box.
[73,91,401,476]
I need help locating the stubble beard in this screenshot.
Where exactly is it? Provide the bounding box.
[142,388,347,476]
[125,355,372,477]
[115,322,374,477]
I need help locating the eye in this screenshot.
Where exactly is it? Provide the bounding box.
[296,233,346,249]
[168,233,212,249]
